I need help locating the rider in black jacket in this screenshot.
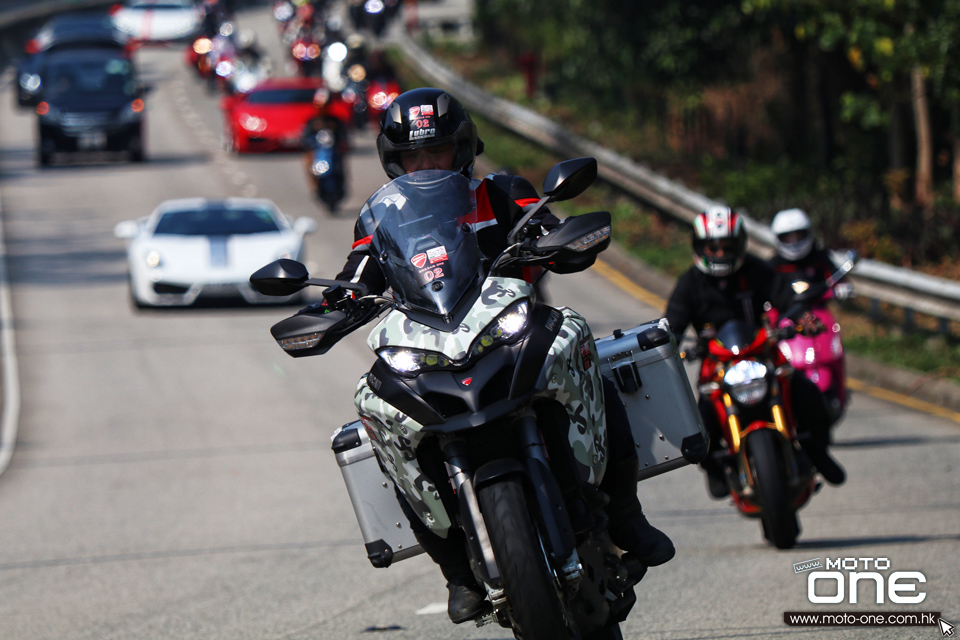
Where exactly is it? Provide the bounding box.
[665,206,845,498]
[331,87,675,623]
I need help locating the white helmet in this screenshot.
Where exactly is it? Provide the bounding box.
[771,208,814,261]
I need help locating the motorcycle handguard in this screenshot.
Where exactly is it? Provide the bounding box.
[519,211,611,272]
[270,310,362,357]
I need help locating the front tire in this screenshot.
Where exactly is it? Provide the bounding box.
[477,477,572,640]
[748,428,800,549]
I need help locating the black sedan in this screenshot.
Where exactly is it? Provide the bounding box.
[16,11,131,108]
[35,48,146,166]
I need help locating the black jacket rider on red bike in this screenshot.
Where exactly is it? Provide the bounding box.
[323,87,674,624]
[665,206,845,499]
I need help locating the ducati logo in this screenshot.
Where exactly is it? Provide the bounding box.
[411,253,427,268]
[460,377,473,387]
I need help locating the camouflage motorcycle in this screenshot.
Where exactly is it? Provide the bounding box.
[250,158,642,640]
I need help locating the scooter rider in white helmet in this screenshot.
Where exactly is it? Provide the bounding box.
[769,208,854,300]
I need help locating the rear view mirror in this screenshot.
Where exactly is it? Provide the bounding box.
[294,217,319,235]
[113,220,138,239]
[250,259,309,296]
[542,157,597,201]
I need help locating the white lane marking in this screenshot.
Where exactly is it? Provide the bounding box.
[415,602,448,615]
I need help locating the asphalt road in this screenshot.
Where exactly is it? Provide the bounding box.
[0,5,957,639]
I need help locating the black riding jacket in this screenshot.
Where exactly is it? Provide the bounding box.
[665,255,789,343]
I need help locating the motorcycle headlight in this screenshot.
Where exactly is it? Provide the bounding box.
[377,301,530,375]
[723,360,769,406]
[468,300,529,358]
[215,60,235,77]
[235,73,258,94]
[377,346,455,375]
[314,129,335,146]
[312,159,330,175]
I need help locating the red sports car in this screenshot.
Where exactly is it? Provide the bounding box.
[221,77,325,153]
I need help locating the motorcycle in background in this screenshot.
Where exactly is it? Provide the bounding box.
[302,125,346,213]
[685,314,820,549]
[341,63,400,129]
[250,158,672,639]
[774,251,857,423]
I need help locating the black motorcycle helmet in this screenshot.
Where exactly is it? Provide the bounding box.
[377,87,484,179]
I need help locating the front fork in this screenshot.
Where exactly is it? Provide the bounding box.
[439,411,582,592]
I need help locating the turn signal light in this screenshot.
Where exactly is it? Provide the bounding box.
[36,102,49,116]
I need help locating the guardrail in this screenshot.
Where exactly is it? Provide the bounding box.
[395,32,960,330]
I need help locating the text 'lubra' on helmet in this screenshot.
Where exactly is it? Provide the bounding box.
[376,87,484,180]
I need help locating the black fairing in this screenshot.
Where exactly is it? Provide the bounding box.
[363,304,564,431]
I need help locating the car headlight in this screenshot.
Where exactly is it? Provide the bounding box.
[376,301,530,375]
[722,360,769,406]
[240,114,267,132]
[144,250,162,268]
[20,73,41,92]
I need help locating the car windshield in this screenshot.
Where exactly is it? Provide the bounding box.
[153,207,280,236]
[358,170,483,317]
[245,88,316,105]
[43,56,135,99]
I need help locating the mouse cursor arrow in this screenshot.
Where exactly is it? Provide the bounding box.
[941,617,955,637]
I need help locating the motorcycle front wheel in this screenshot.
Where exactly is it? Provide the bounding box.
[747,428,800,549]
[477,477,573,640]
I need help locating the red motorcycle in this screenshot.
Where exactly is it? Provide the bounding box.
[687,316,818,549]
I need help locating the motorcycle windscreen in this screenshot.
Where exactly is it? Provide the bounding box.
[360,170,482,317]
[715,319,761,351]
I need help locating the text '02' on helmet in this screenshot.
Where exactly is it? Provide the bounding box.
[692,206,747,277]
[377,87,484,180]
[771,208,814,261]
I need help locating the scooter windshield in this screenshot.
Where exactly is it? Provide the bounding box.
[359,170,482,317]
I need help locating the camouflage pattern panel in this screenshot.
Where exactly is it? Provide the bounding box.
[354,375,453,537]
[367,277,535,359]
[536,308,608,485]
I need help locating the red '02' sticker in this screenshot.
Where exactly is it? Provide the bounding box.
[580,338,593,369]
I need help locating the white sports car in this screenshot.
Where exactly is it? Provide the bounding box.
[111,0,201,43]
[115,197,318,308]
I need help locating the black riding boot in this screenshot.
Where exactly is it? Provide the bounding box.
[413,530,487,624]
[601,456,675,566]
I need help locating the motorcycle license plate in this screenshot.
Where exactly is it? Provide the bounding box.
[78,132,107,150]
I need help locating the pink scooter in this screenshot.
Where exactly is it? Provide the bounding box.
[775,252,857,422]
